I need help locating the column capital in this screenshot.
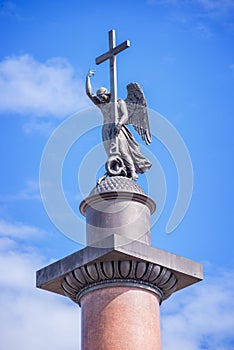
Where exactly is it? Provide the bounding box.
[62,259,177,305]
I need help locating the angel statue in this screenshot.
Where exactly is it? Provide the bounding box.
[86,69,152,180]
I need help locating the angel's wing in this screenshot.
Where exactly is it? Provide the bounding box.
[125,82,152,145]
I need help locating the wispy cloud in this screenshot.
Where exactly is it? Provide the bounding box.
[161,268,234,349]
[197,0,234,17]
[0,218,46,240]
[147,0,234,20]
[22,118,57,135]
[0,179,40,202]
[0,1,20,18]
[0,54,88,119]
[194,21,213,37]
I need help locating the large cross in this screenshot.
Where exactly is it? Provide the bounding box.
[96,30,130,154]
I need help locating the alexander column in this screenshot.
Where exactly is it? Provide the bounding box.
[36,30,203,350]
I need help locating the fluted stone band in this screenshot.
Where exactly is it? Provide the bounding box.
[61,260,177,305]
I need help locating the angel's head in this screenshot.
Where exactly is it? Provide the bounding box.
[96,87,111,103]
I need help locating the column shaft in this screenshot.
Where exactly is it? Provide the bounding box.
[81,286,161,350]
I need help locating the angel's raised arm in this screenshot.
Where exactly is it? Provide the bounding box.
[86,70,100,106]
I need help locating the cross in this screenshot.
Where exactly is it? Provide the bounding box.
[96,30,130,154]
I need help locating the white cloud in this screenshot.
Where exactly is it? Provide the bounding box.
[161,269,234,349]
[0,54,88,118]
[0,222,80,350]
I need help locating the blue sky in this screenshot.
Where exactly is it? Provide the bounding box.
[0,0,234,349]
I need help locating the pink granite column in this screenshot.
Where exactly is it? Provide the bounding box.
[81,286,161,350]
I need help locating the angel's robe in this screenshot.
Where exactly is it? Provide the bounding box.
[101,100,152,175]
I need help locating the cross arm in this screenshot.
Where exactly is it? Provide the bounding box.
[96,40,130,65]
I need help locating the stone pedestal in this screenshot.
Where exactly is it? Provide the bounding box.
[80,176,156,246]
[36,177,203,350]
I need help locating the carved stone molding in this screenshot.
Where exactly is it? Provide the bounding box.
[79,176,156,217]
[61,260,177,305]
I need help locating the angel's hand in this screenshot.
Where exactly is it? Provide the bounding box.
[87,69,95,78]
[114,123,122,136]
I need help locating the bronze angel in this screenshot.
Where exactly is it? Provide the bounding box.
[86,69,152,180]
